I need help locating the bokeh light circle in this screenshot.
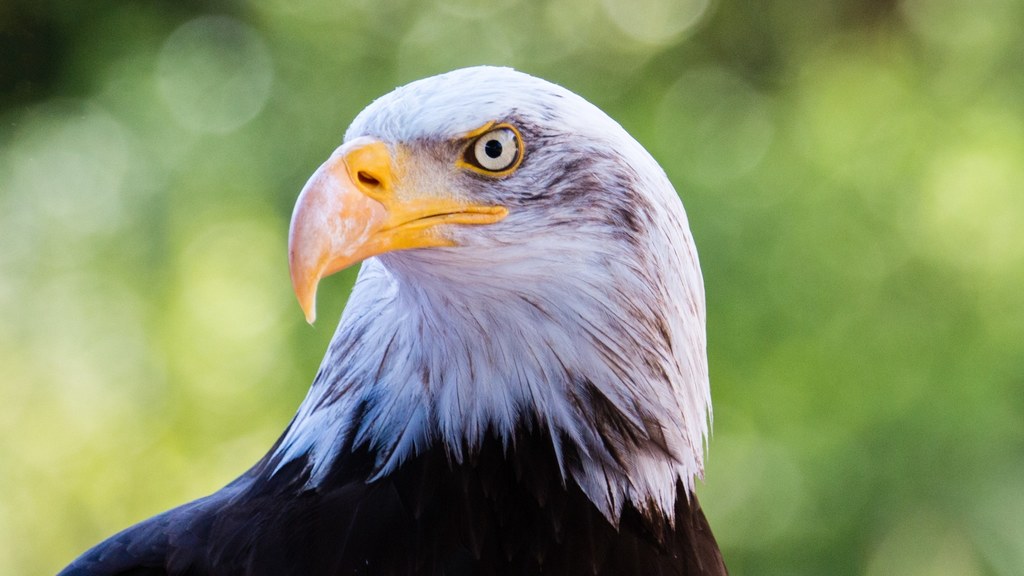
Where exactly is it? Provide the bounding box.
[655,67,773,186]
[600,0,711,45]
[156,16,273,134]
[5,102,131,243]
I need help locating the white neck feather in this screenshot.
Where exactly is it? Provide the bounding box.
[271,191,710,524]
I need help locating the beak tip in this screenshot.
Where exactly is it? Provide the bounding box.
[295,283,318,325]
[290,264,319,326]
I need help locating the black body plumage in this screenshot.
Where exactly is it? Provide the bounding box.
[60,423,725,575]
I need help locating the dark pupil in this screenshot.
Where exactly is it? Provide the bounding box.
[484,139,503,159]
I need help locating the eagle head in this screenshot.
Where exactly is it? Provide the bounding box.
[279,66,710,524]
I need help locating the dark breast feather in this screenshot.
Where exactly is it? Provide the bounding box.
[60,426,726,576]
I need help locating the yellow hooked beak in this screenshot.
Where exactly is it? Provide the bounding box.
[288,137,508,323]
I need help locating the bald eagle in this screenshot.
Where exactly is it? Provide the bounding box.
[60,67,726,576]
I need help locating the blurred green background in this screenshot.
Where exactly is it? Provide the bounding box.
[2,0,1022,574]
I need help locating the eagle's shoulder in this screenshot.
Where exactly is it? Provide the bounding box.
[62,425,725,576]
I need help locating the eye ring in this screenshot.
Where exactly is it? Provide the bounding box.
[459,123,524,176]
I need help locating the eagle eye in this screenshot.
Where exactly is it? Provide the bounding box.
[462,124,523,175]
